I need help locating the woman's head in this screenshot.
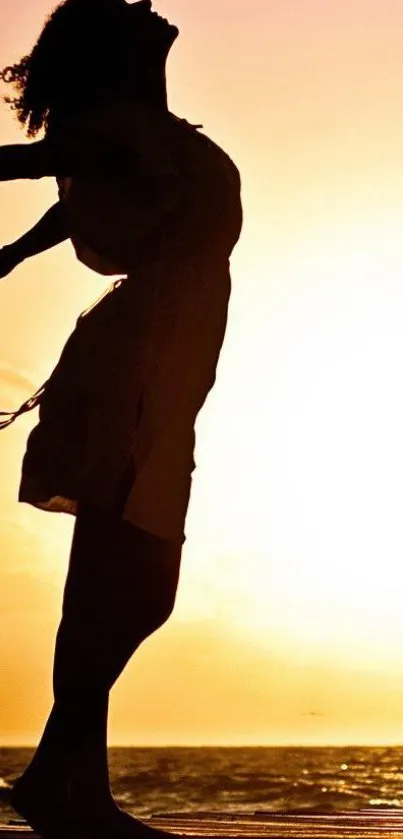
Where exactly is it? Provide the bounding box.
[0,0,179,137]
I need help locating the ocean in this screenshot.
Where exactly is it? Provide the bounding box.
[1,746,403,824]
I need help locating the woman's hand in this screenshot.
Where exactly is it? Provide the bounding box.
[0,244,22,279]
[0,202,67,280]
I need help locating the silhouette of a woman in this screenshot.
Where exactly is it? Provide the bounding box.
[0,1,242,836]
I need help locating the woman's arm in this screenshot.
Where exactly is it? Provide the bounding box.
[0,140,55,180]
[0,201,67,278]
[0,134,98,180]
[0,129,135,181]
[0,135,100,180]
[0,97,144,181]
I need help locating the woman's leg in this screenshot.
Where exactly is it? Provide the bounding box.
[11,499,182,833]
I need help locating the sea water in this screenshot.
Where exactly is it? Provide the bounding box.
[1,746,403,822]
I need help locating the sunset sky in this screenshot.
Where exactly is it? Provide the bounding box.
[3,0,403,747]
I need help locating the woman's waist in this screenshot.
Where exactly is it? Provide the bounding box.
[125,246,230,282]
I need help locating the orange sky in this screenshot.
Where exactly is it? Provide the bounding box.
[3,0,403,746]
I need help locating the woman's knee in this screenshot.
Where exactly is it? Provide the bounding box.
[62,510,182,640]
[122,581,178,646]
[142,590,178,635]
[119,526,182,633]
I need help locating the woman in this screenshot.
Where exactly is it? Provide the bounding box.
[0,0,243,837]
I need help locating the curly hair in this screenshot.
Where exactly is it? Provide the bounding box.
[0,0,148,137]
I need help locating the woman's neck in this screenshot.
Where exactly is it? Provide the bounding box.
[128,66,168,111]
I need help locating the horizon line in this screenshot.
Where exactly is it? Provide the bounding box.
[1,742,403,749]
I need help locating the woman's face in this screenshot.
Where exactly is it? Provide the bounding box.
[123,0,179,61]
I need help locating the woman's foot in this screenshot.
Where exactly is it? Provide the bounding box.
[10,773,179,839]
[10,771,116,836]
[11,773,67,835]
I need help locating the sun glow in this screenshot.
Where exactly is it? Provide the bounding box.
[182,214,403,672]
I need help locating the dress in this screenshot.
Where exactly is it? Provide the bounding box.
[1,102,243,544]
